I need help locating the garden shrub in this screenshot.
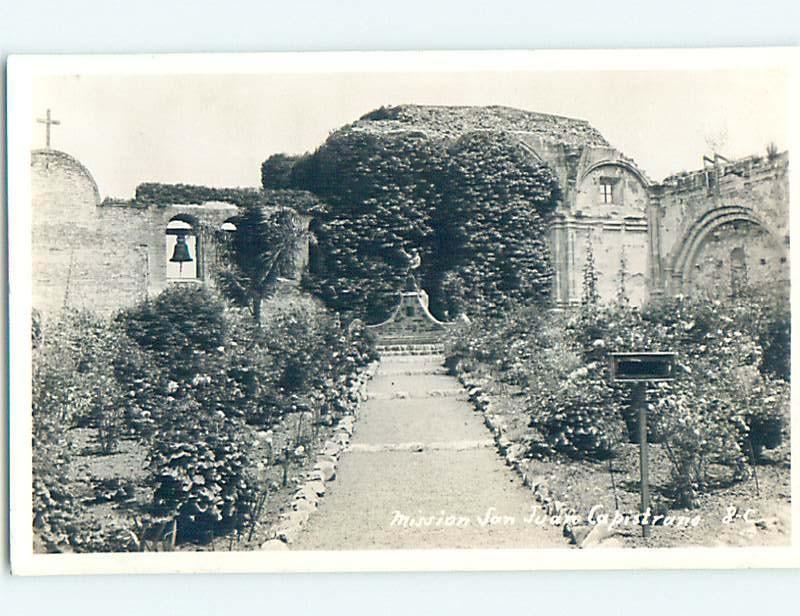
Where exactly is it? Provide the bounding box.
[32,283,376,550]
[736,287,791,381]
[648,378,749,508]
[744,377,790,458]
[32,395,83,551]
[32,312,150,550]
[148,397,259,544]
[532,362,625,460]
[445,306,623,460]
[571,295,788,502]
[124,288,374,543]
[32,311,142,451]
[118,285,228,381]
[445,289,791,505]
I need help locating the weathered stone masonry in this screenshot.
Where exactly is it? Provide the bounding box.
[652,152,789,298]
[33,149,240,316]
[31,107,789,318]
[524,134,788,309]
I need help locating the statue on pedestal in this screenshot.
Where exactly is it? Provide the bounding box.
[399,247,422,292]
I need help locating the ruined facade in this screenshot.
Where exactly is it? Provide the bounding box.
[31,106,789,319]
[510,122,789,309]
[513,132,654,308]
[652,152,789,299]
[32,149,240,316]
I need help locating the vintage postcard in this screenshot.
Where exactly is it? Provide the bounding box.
[7,49,799,574]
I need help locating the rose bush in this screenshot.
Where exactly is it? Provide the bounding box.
[33,285,377,550]
[446,292,790,505]
[32,311,154,551]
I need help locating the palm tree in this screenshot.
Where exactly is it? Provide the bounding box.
[216,205,309,323]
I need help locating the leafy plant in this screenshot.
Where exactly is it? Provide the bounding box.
[32,311,144,451]
[275,126,560,321]
[216,206,311,322]
[118,285,227,380]
[433,131,560,316]
[148,398,259,544]
[531,362,625,460]
[445,289,790,505]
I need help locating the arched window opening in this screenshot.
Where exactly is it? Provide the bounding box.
[166,218,199,280]
[214,218,239,267]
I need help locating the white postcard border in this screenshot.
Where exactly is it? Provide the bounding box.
[8,48,800,575]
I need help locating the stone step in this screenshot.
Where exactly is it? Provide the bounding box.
[378,354,445,362]
[377,344,445,357]
[376,366,450,376]
[366,389,467,401]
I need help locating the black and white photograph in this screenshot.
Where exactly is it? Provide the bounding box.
[6,49,798,574]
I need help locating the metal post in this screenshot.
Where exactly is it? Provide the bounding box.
[633,382,650,538]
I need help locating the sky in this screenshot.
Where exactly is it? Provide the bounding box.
[32,69,790,199]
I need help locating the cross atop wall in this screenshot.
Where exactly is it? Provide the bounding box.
[37,108,60,148]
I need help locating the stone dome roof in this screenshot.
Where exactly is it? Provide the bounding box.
[31,148,101,205]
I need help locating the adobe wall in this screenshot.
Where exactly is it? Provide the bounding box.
[31,149,239,316]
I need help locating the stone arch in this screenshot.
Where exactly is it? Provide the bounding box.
[213,216,239,270]
[578,160,650,189]
[219,217,238,232]
[669,205,782,290]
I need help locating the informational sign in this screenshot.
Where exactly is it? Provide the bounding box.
[608,351,677,539]
[609,352,676,383]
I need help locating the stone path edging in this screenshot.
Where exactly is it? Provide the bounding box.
[261,361,380,550]
[457,370,615,548]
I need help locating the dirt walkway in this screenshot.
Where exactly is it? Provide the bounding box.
[293,354,567,550]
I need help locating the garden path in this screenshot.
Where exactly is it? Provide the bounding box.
[293,353,566,550]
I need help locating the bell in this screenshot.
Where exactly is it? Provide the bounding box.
[170,233,193,264]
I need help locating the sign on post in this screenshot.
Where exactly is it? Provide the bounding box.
[609,352,676,383]
[609,351,677,538]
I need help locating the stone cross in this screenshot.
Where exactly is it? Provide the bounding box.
[37,108,60,148]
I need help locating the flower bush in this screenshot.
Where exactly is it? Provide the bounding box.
[32,311,145,451]
[446,291,790,505]
[32,311,153,551]
[148,398,259,544]
[118,286,228,381]
[32,285,377,550]
[532,362,625,460]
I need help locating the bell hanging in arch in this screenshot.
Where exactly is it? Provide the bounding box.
[170,232,193,273]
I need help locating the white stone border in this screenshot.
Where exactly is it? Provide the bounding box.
[262,361,380,550]
[457,370,616,548]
